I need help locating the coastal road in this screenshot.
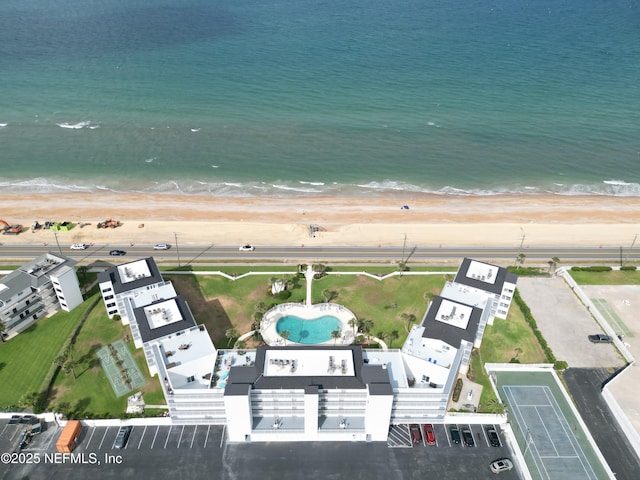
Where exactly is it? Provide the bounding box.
[0,244,635,264]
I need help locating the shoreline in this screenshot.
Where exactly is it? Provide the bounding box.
[1,192,640,249]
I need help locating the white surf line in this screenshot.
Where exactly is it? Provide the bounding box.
[138,425,147,449]
[190,425,198,448]
[150,425,160,449]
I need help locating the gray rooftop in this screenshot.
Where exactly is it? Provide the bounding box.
[97,257,163,295]
[225,346,391,392]
[453,257,517,295]
[0,253,76,305]
[421,296,482,347]
[134,295,197,344]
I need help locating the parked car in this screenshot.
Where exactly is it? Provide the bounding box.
[153,243,170,250]
[490,458,513,474]
[70,243,88,250]
[409,424,422,444]
[109,250,126,256]
[461,427,475,447]
[114,426,132,449]
[423,424,436,445]
[486,426,501,447]
[588,334,613,344]
[239,244,255,252]
[449,425,461,445]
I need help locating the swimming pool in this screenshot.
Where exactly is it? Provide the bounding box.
[276,315,343,344]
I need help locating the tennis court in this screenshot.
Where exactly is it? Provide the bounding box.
[503,384,597,479]
[491,369,611,479]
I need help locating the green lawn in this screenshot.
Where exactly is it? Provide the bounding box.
[569,269,640,285]
[170,271,449,348]
[0,300,88,409]
[48,301,163,418]
[467,299,548,412]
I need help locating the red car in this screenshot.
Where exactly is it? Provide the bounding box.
[423,424,436,445]
[409,424,422,444]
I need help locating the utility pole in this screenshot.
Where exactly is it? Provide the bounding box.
[625,233,638,266]
[401,233,407,263]
[53,231,62,255]
[174,232,181,268]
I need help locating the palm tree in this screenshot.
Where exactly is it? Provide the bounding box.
[225,328,238,347]
[64,358,79,379]
[235,340,247,351]
[0,322,6,343]
[486,398,506,415]
[516,253,526,266]
[322,289,337,303]
[548,256,560,274]
[389,330,399,348]
[331,329,342,345]
[255,302,269,315]
[401,313,417,333]
[280,330,290,346]
[348,317,358,336]
[360,319,374,346]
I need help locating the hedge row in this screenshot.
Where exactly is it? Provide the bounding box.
[513,289,556,364]
[452,378,463,403]
[570,266,612,272]
[621,265,637,271]
[506,266,547,277]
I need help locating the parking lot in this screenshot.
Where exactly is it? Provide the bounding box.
[74,424,224,452]
[2,420,522,480]
[388,423,508,449]
[516,277,624,367]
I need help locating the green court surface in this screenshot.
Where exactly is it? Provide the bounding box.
[493,371,609,480]
[592,298,634,338]
[97,340,146,397]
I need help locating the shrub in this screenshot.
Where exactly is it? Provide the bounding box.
[554,360,568,371]
[452,378,464,402]
[507,266,546,276]
[570,266,612,272]
[620,265,637,271]
[277,290,292,300]
[514,289,556,363]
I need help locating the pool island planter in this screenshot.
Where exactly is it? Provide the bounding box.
[260,303,357,347]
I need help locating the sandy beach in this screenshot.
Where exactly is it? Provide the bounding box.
[1,193,640,250]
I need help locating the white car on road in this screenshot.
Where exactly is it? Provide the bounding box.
[239,244,255,252]
[70,243,88,250]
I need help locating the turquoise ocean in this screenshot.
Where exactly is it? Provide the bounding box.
[1,0,639,197]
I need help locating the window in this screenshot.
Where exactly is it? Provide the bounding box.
[187,376,195,383]
[104,295,114,301]
[106,302,116,308]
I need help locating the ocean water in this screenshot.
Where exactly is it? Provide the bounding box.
[1,0,639,197]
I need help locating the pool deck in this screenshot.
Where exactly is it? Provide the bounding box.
[260,303,356,347]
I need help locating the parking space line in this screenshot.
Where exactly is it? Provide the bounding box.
[480,426,489,447]
[444,425,451,447]
[164,426,172,449]
[150,426,159,449]
[98,427,110,449]
[219,425,225,448]
[85,427,97,449]
[204,425,210,448]
[190,425,197,449]
[177,425,185,448]
[1,424,10,436]
[138,426,147,449]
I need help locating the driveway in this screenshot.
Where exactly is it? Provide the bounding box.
[516,277,624,368]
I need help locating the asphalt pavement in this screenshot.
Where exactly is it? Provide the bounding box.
[563,368,640,480]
